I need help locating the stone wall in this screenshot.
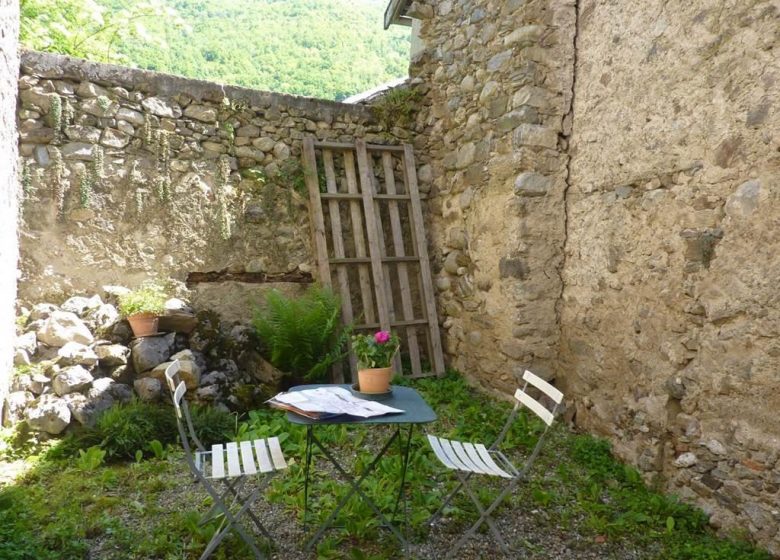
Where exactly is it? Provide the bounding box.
[560,0,780,553]
[409,0,780,552]
[408,0,576,393]
[16,51,407,320]
[0,1,20,419]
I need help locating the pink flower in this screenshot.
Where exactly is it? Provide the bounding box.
[374,330,391,344]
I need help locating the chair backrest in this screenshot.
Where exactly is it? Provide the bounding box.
[165,360,206,453]
[514,370,563,427]
[164,360,181,393]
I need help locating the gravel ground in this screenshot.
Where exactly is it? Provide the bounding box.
[0,450,660,560]
[1,428,661,560]
[119,467,658,560]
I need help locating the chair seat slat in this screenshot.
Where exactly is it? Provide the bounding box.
[239,440,257,475]
[211,444,226,479]
[474,444,512,478]
[254,439,273,473]
[514,388,554,426]
[463,442,497,476]
[267,437,288,470]
[439,438,471,472]
[427,435,458,470]
[226,442,242,477]
[451,441,488,475]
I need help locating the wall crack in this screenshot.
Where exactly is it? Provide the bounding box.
[555,0,582,335]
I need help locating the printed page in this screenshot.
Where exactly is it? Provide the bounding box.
[271,387,404,418]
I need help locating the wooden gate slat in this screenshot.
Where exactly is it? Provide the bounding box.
[382,152,422,377]
[302,137,331,285]
[344,150,376,326]
[369,165,403,374]
[355,139,392,334]
[402,145,445,376]
[323,149,356,381]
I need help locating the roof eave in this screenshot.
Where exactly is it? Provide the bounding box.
[384,0,413,29]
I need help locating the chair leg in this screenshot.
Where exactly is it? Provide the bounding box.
[200,476,275,544]
[427,471,474,526]
[200,488,265,560]
[450,474,510,558]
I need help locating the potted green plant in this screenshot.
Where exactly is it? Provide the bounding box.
[118,282,167,337]
[351,330,400,394]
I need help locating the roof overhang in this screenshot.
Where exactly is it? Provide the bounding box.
[384,0,413,29]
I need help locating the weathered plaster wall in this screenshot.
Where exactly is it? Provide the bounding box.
[410,0,576,393]
[17,51,406,320]
[561,0,780,552]
[0,1,20,419]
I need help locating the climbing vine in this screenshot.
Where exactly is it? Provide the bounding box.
[78,168,93,208]
[154,129,172,203]
[143,116,153,147]
[20,159,34,201]
[48,147,67,218]
[48,94,62,143]
[217,97,247,157]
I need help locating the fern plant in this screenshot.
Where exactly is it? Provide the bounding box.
[252,286,350,382]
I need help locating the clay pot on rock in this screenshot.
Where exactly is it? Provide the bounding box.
[127,313,159,338]
[357,366,393,394]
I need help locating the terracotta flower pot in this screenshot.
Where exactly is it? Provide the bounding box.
[127,313,159,337]
[357,366,393,394]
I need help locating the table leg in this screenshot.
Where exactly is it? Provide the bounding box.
[393,425,414,558]
[303,425,313,533]
[304,428,407,552]
[393,425,413,519]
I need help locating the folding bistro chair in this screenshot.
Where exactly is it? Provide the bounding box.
[426,369,564,558]
[165,361,288,560]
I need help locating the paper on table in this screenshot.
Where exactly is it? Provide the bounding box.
[268,386,404,419]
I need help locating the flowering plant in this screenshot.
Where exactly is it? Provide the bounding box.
[351,330,400,369]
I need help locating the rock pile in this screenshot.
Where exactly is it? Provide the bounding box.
[4,288,283,435]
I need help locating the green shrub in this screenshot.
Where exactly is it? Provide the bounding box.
[117,281,167,317]
[94,400,177,459]
[252,286,350,382]
[189,404,235,446]
[48,400,176,461]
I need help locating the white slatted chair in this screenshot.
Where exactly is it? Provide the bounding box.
[426,369,564,558]
[165,361,287,560]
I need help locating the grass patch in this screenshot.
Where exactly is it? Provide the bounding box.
[0,371,771,559]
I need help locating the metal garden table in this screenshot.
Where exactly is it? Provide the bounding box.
[285,384,437,553]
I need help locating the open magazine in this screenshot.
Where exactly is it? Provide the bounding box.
[267,386,404,420]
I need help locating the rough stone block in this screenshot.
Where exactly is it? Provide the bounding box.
[26,394,71,434]
[184,104,217,122]
[141,96,182,118]
[514,172,551,196]
[513,124,558,149]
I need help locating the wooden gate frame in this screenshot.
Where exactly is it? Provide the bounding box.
[302,137,445,379]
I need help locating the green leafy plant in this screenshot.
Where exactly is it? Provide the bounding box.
[351,330,400,369]
[117,281,167,317]
[148,440,167,460]
[252,286,350,382]
[371,87,423,130]
[76,445,106,470]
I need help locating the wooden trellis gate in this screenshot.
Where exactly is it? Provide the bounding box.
[302,137,445,381]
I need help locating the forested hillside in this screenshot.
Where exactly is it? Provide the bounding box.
[19,0,410,100]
